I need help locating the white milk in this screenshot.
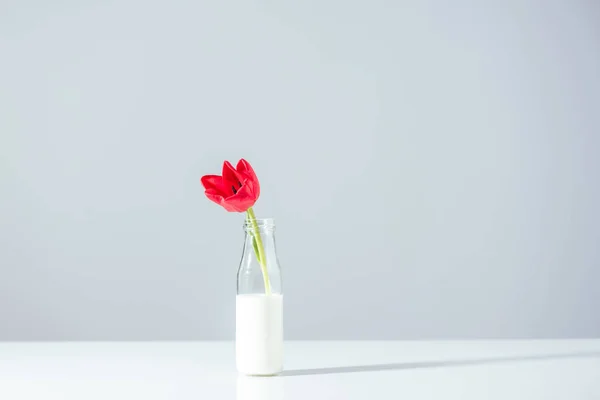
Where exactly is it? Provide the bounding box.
[236,294,283,375]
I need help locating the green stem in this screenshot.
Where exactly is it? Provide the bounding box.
[246,207,271,295]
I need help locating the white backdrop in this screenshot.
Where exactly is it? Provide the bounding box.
[1,0,599,340]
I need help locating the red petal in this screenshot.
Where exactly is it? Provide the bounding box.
[200,175,229,196]
[222,160,244,189]
[220,182,258,212]
[236,159,260,200]
[204,190,233,211]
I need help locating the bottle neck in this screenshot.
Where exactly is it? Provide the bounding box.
[238,218,281,295]
[243,217,276,262]
[242,227,277,259]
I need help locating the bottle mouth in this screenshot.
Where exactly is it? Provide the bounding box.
[243,218,275,231]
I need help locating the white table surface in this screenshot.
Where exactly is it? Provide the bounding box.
[1,340,599,399]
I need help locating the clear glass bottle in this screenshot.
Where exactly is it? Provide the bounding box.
[236,218,283,375]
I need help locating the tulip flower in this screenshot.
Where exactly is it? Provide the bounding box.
[200,159,260,213]
[200,159,271,294]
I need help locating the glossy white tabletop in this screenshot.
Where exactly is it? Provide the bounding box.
[1,340,599,399]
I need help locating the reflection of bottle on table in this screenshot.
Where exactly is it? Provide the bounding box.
[236,375,285,400]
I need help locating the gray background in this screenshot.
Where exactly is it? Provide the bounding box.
[1,0,599,341]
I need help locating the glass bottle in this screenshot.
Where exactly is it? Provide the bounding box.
[236,218,283,375]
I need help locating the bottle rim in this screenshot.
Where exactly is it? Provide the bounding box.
[243,218,275,231]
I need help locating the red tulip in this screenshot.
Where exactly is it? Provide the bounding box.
[200,159,261,212]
